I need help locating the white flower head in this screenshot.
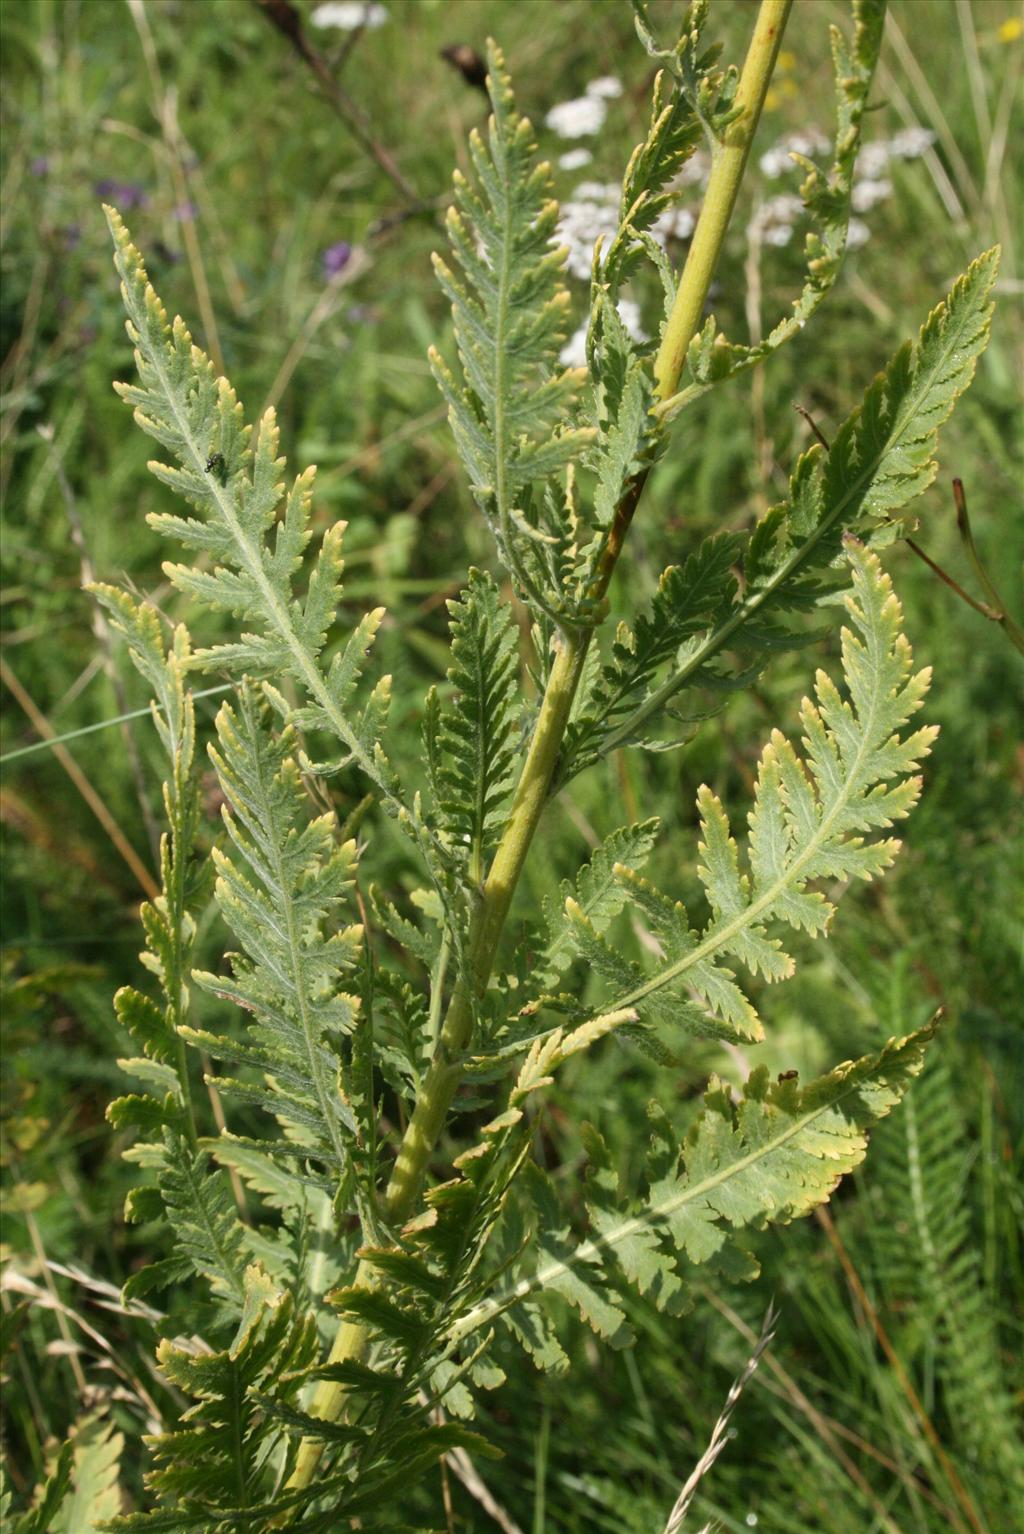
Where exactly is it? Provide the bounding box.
[558,175,697,280]
[851,177,892,213]
[846,218,871,250]
[558,148,593,171]
[571,180,620,203]
[759,128,828,180]
[888,126,936,160]
[557,182,620,278]
[586,76,623,100]
[857,141,892,181]
[558,298,647,368]
[788,128,830,159]
[750,192,804,246]
[545,96,607,139]
[759,146,793,180]
[651,203,696,242]
[311,1,388,28]
[675,149,710,189]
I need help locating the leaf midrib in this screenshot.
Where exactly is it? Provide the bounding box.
[606,595,885,1017]
[135,299,412,830]
[454,1043,906,1340]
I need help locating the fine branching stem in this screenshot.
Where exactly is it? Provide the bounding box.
[288,0,794,1481]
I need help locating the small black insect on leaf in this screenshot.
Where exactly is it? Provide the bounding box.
[205,452,225,478]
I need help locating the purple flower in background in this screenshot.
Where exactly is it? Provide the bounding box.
[30,156,50,177]
[93,178,148,209]
[173,200,198,223]
[322,240,352,280]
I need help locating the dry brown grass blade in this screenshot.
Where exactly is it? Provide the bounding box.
[1,656,159,900]
[2,1264,163,1430]
[39,420,161,861]
[416,1388,526,1534]
[815,1204,987,1534]
[705,1289,918,1534]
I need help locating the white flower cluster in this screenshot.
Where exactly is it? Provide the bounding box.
[758,128,830,180]
[310,1,388,28]
[559,297,647,368]
[558,181,622,278]
[586,76,624,101]
[850,178,891,212]
[547,97,606,139]
[557,179,697,281]
[888,126,938,159]
[545,75,623,139]
[753,122,937,251]
[749,193,805,248]
[675,149,711,189]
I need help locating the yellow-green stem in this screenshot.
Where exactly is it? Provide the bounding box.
[654,0,792,402]
[286,0,791,1495]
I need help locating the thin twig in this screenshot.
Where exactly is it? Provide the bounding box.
[415,1389,526,1534]
[795,412,1018,647]
[704,1290,935,1534]
[254,0,419,205]
[795,402,831,451]
[0,684,232,766]
[951,478,1024,653]
[905,537,1002,621]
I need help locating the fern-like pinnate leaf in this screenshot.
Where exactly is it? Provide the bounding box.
[564,248,997,771]
[561,532,742,774]
[606,1,735,297]
[108,1267,317,1532]
[428,41,594,620]
[867,1056,1024,1509]
[85,589,259,1312]
[456,1024,934,1352]
[291,1018,635,1472]
[424,569,520,879]
[92,588,199,1127]
[537,817,660,989]
[104,209,419,838]
[563,544,936,1043]
[188,688,363,1184]
[50,1414,124,1534]
[121,1132,251,1308]
[9,1444,74,1534]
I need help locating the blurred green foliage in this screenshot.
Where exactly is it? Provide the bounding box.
[1,1,1020,1528]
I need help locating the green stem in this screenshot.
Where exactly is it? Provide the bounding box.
[654,0,792,402]
[286,0,791,1492]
